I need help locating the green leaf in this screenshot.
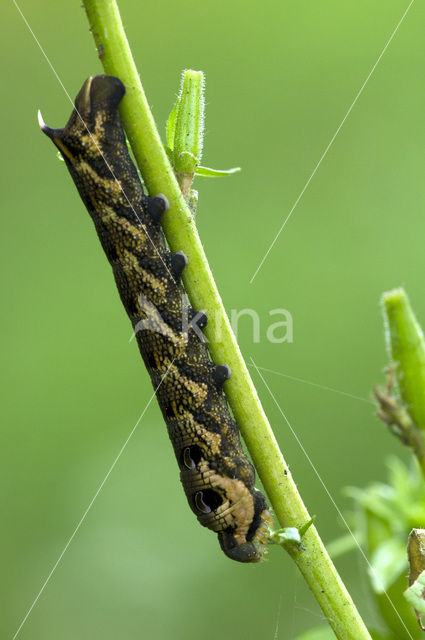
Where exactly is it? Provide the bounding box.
[369,631,396,640]
[404,569,425,615]
[326,532,364,559]
[56,150,64,162]
[270,518,316,549]
[294,626,335,640]
[166,97,179,150]
[195,165,241,177]
[298,516,316,537]
[369,538,407,593]
[345,458,425,541]
[176,151,198,170]
[173,69,205,175]
[269,526,301,546]
[295,627,395,640]
[164,145,174,162]
[344,485,398,524]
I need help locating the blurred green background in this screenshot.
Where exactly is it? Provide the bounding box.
[2,1,425,638]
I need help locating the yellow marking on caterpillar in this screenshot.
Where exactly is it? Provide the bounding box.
[179,411,222,455]
[78,161,123,201]
[54,139,75,162]
[100,205,150,252]
[121,250,167,296]
[134,301,185,349]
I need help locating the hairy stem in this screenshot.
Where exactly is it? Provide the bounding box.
[82,1,371,637]
[381,288,425,478]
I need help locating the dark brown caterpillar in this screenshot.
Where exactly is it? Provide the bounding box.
[40,75,272,562]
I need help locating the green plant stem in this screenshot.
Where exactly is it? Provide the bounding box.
[82,2,371,638]
[382,288,425,477]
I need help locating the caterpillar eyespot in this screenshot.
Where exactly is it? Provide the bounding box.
[194,489,223,514]
[181,445,202,470]
[40,74,272,562]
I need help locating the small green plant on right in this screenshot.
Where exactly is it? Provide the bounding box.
[295,288,425,640]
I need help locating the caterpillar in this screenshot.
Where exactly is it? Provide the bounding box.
[40,75,272,562]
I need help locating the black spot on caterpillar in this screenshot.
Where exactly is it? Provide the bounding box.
[40,75,272,562]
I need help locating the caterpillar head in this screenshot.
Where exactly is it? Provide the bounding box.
[184,459,273,563]
[217,489,273,563]
[38,76,142,211]
[38,75,126,166]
